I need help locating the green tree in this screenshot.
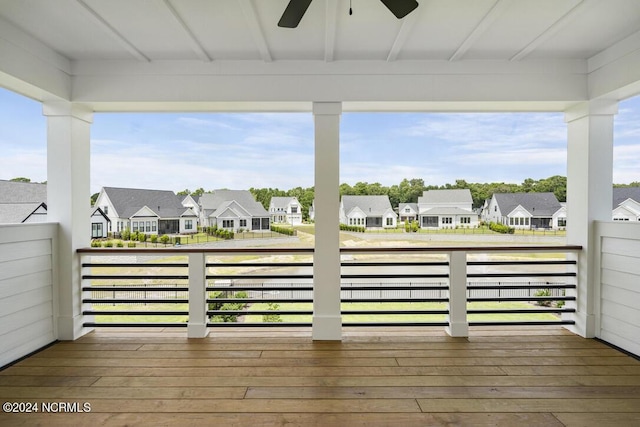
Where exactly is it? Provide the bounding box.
[10,177,31,182]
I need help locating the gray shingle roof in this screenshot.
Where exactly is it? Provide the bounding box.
[199,190,268,217]
[0,180,47,223]
[422,207,476,216]
[342,195,394,216]
[493,192,561,217]
[270,196,295,208]
[613,187,640,208]
[399,203,418,212]
[102,187,187,219]
[418,189,472,204]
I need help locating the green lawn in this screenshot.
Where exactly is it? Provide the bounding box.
[92,303,188,324]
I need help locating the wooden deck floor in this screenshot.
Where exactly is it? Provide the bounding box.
[1,327,639,427]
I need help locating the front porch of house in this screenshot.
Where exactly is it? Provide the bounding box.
[1,326,639,426]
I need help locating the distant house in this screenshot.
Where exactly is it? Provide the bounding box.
[181,194,200,218]
[612,187,640,221]
[0,180,48,224]
[483,192,564,229]
[90,207,110,238]
[418,189,478,229]
[309,200,315,222]
[269,196,303,226]
[199,190,270,232]
[398,203,418,224]
[340,195,397,229]
[95,187,198,235]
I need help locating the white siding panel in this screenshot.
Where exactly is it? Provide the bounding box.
[0,301,53,336]
[596,222,640,357]
[601,252,640,276]
[600,268,640,293]
[0,239,51,263]
[0,223,57,367]
[0,318,55,368]
[0,286,53,317]
[0,270,52,299]
[0,255,52,281]
[601,236,640,257]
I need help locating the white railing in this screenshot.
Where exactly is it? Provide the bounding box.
[0,223,58,368]
[594,221,640,356]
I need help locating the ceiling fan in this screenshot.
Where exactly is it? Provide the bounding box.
[278,0,419,28]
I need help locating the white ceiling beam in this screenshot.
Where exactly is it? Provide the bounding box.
[238,0,272,62]
[75,0,150,62]
[449,0,511,62]
[161,0,212,62]
[324,0,339,62]
[387,8,420,62]
[510,0,597,62]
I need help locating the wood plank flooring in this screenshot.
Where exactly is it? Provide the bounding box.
[1,326,639,427]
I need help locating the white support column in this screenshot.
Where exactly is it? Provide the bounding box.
[312,102,342,340]
[447,251,469,337]
[565,99,617,338]
[43,101,93,340]
[188,252,209,338]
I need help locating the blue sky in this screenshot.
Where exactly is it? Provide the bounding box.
[0,87,638,194]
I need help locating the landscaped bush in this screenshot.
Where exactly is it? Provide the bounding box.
[121,228,131,241]
[90,240,101,247]
[262,302,282,323]
[270,225,295,236]
[127,242,136,248]
[103,241,113,247]
[138,233,147,242]
[489,222,515,234]
[150,235,158,244]
[340,224,365,233]
[160,234,170,245]
[208,291,248,323]
[116,241,124,247]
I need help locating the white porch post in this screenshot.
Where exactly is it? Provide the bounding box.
[188,252,208,338]
[43,101,93,340]
[447,251,469,337]
[565,100,617,338]
[312,102,342,340]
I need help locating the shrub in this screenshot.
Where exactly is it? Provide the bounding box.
[103,241,113,248]
[339,224,365,233]
[150,235,158,244]
[127,242,136,248]
[90,240,101,247]
[489,222,514,234]
[138,233,147,242]
[160,234,170,245]
[262,302,282,323]
[208,291,248,323]
[271,225,295,236]
[116,241,124,248]
[534,288,552,307]
[121,228,131,241]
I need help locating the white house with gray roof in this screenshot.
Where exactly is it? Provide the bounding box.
[95,187,198,235]
[0,180,48,224]
[269,196,302,226]
[483,192,564,229]
[340,195,397,229]
[612,187,640,222]
[199,190,270,232]
[418,189,478,229]
[398,203,418,224]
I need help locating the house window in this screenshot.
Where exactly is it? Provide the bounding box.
[525,217,530,226]
[442,217,452,224]
[405,208,410,213]
[386,217,393,226]
[132,221,138,232]
[494,206,497,212]
[146,221,151,232]
[239,219,247,227]
[222,220,234,228]
[461,217,470,224]
[291,206,298,214]
[185,219,193,230]
[91,223,103,238]
[152,221,157,232]
[103,206,108,215]
[558,218,567,227]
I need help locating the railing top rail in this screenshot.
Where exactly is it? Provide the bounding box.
[77,245,581,255]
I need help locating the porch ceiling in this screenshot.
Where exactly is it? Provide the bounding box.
[1,0,640,111]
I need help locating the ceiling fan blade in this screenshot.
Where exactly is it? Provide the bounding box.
[379,0,419,19]
[278,0,313,28]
